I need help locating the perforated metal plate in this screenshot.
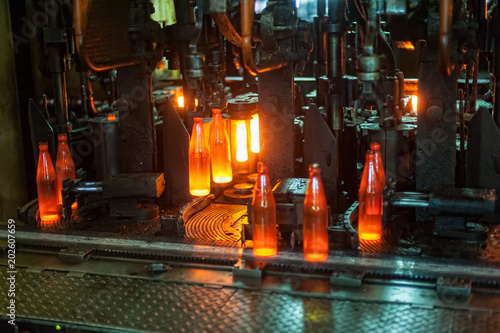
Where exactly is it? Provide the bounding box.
[84,0,132,66]
[2,267,500,332]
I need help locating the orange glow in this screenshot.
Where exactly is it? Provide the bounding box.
[177,96,197,108]
[71,202,78,210]
[250,114,260,153]
[411,95,418,111]
[189,118,211,196]
[303,164,329,262]
[395,41,415,50]
[37,142,60,222]
[235,120,248,162]
[252,162,277,257]
[358,151,383,241]
[56,134,76,206]
[210,109,233,183]
[107,114,116,121]
[370,142,386,187]
[178,96,184,108]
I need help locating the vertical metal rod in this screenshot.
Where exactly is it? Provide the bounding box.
[494,12,500,127]
[46,0,69,133]
[471,50,479,113]
[315,0,326,103]
[326,0,345,132]
[459,89,465,152]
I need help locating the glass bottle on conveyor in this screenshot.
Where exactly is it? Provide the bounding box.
[56,134,76,206]
[252,162,277,257]
[358,151,383,241]
[303,164,329,262]
[189,117,211,196]
[370,142,386,188]
[210,109,233,184]
[36,142,59,222]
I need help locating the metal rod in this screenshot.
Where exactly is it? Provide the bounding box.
[390,199,430,208]
[80,181,102,187]
[71,186,103,194]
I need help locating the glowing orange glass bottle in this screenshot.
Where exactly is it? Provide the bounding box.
[252,162,277,256]
[358,151,383,241]
[36,142,59,221]
[189,117,211,196]
[370,142,386,187]
[210,109,233,183]
[56,134,76,205]
[303,164,329,262]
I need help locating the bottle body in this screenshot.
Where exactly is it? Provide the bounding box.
[36,142,59,222]
[56,134,76,205]
[252,162,277,256]
[189,118,211,196]
[210,109,233,183]
[370,142,386,187]
[303,164,329,262]
[358,151,383,240]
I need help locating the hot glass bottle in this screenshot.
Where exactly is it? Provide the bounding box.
[358,151,383,240]
[210,109,233,183]
[189,117,211,196]
[303,164,329,262]
[36,142,59,221]
[56,134,76,205]
[370,142,386,187]
[252,162,277,256]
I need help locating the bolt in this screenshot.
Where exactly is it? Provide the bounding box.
[426,105,443,122]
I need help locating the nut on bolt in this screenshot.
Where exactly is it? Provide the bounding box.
[426,105,443,122]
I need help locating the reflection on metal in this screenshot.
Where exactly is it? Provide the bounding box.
[359,238,421,256]
[185,204,247,242]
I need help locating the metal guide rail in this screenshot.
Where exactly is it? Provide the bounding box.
[1,227,500,332]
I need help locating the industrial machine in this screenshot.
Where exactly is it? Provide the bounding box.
[2,0,500,331]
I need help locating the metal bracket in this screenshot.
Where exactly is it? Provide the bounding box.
[147,263,171,273]
[233,259,266,281]
[59,247,95,263]
[436,277,471,302]
[330,268,366,288]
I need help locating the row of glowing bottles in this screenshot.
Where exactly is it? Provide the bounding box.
[252,162,329,262]
[358,142,385,241]
[36,134,76,222]
[189,109,234,196]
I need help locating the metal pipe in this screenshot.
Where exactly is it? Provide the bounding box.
[390,199,430,208]
[364,0,378,55]
[211,13,242,47]
[390,191,430,208]
[471,50,479,112]
[439,0,453,75]
[241,0,287,76]
[325,0,345,132]
[46,0,68,132]
[71,186,102,194]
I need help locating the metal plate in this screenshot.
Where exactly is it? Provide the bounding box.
[2,268,500,332]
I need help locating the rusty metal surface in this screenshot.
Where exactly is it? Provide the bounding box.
[481,226,500,262]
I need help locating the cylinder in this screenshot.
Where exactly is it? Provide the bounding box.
[92,114,121,180]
